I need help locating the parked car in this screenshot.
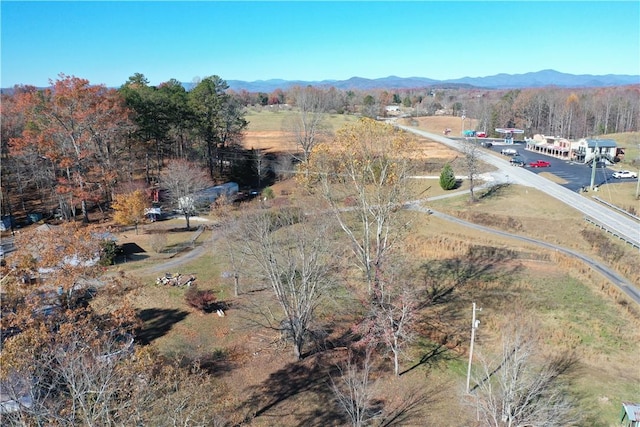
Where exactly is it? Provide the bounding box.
[529,160,551,168]
[501,148,518,156]
[510,156,525,167]
[476,131,487,138]
[612,170,638,179]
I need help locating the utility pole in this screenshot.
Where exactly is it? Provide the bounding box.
[590,140,598,190]
[461,109,466,136]
[466,302,481,394]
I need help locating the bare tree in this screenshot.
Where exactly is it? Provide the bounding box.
[1,325,227,426]
[251,148,270,189]
[160,159,212,230]
[355,265,417,376]
[211,196,245,297]
[461,138,481,202]
[331,347,430,427]
[330,349,381,427]
[238,206,335,360]
[311,118,414,292]
[469,322,579,427]
[282,85,332,177]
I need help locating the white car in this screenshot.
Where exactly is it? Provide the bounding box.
[612,170,638,179]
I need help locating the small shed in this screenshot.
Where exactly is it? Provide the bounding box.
[621,402,640,427]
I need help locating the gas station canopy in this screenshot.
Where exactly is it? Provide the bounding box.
[495,128,524,144]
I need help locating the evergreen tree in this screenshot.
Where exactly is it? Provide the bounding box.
[439,163,457,190]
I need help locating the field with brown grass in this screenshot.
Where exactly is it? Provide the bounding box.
[241,110,466,160]
[106,111,640,426]
[117,188,640,425]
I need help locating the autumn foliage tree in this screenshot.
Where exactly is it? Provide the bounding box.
[8,74,132,222]
[0,222,228,425]
[112,189,149,233]
[309,118,415,293]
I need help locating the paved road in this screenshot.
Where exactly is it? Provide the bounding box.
[478,141,636,192]
[398,125,640,249]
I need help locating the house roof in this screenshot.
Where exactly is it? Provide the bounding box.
[622,402,640,422]
[34,223,60,233]
[584,138,617,148]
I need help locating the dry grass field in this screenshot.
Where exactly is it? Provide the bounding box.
[241,110,466,160]
[103,112,639,426]
[118,186,640,425]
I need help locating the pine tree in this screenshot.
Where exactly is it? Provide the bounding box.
[439,163,457,190]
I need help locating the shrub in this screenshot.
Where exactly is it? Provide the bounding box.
[185,285,217,312]
[99,240,120,266]
[263,187,275,200]
[439,163,456,190]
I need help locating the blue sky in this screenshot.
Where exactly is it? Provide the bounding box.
[2,1,639,88]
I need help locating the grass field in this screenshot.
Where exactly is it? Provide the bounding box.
[118,196,640,425]
[110,111,640,426]
[241,108,359,154]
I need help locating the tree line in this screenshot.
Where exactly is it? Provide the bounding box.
[2,73,637,223]
[239,84,639,139]
[0,73,251,223]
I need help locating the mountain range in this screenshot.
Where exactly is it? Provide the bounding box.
[223,69,639,92]
[2,70,638,95]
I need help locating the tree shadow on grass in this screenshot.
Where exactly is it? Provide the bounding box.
[174,347,239,378]
[400,342,453,376]
[418,245,522,308]
[135,308,189,345]
[479,182,510,200]
[414,245,524,355]
[236,353,347,427]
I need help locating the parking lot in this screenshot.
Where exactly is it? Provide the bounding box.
[484,141,636,192]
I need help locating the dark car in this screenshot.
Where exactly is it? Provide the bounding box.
[510,156,525,167]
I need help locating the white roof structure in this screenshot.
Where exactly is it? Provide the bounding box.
[495,128,524,134]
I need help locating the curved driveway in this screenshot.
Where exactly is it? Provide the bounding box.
[398,126,640,249]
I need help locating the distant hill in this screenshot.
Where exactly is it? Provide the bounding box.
[444,69,640,89]
[2,70,638,95]
[225,69,639,92]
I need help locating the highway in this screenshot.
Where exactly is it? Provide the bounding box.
[398,126,640,249]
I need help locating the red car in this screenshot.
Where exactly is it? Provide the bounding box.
[529,160,551,168]
[476,131,487,138]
